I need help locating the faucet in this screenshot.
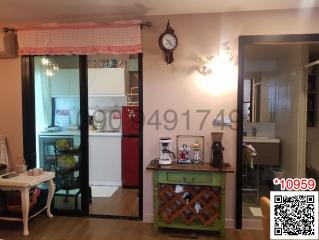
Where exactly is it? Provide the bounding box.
[252,125,257,137]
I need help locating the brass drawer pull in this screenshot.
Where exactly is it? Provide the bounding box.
[183,177,196,183]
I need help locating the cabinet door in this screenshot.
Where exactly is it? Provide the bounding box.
[122,106,139,135]
[89,136,122,186]
[93,68,125,95]
[122,137,139,187]
[245,142,280,166]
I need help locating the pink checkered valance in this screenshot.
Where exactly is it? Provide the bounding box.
[17,20,142,55]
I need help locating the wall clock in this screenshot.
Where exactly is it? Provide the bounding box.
[158,21,178,64]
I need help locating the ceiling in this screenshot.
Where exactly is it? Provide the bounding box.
[0,0,319,24]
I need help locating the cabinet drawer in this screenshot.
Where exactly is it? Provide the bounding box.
[158,171,221,186]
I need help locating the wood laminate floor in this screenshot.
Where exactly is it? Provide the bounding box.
[52,187,139,217]
[89,187,139,216]
[0,215,264,240]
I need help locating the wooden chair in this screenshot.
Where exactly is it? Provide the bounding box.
[260,196,270,240]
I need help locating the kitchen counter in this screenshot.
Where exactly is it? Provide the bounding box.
[243,136,280,143]
[39,130,80,136]
[39,130,122,137]
[89,131,122,137]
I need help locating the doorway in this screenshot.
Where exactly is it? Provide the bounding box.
[21,54,143,219]
[237,34,319,228]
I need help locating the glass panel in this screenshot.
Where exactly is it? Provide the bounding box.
[306,45,319,188]
[87,54,140,217]
[242,44,309,221]
[35,56,82,212]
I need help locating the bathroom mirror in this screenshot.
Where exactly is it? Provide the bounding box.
[243,45,279,123]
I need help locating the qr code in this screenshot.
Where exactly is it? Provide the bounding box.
[270,191,318,239]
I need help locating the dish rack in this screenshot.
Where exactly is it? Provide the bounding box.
[126,87,139,105]
[158,184,220,226]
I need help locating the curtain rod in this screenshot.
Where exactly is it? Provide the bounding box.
[141,21,152,29]
[3,21,151,32]
[2,27,16,33]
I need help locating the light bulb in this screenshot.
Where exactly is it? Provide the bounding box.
[42,57,49,65]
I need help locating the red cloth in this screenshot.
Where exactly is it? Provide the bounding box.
[17,20,142,55]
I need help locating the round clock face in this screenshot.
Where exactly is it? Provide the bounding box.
[161,33,177,50]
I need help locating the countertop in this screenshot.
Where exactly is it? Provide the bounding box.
[146,160,235,173]
[243,136,280,143]
[89,131,122,137]
[38,130,80,136]
[38,130,122,137]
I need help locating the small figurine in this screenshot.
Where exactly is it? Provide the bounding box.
[194,202,202,214]
[183,191,192,205]
[192,143,201,164]
[175,185,184,194]
[178,144,191,164]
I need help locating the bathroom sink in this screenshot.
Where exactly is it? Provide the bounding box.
[244,136,269,140]
[243,136,280,143]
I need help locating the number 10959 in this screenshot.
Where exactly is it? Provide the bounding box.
[273,178,316,191]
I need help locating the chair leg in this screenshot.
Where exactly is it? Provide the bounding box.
[88,187,92,204]
[64,190,69,202]
[75,191,81,210]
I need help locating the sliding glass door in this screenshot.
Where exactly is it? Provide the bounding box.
[22,54,143,218]
[23,55,88,214]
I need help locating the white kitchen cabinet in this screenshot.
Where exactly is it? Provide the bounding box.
[88,68,125,95]
[89,134,122,186]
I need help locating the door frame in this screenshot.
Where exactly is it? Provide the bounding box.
[21,54,144,219]
[236,34,319,229]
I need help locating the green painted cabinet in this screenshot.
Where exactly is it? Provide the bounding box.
[147,161,234,236]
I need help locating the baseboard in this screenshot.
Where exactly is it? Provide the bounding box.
[89,181,122,186]
[242,219,263,230]
[143,213,153,223]
[225,218,236,229]
[143,214,237,229]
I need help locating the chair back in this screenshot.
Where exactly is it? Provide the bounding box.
[260,196,270,240]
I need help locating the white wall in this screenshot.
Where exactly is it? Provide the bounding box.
[51,69,80,96]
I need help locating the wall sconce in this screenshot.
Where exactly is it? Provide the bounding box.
[198,42,233,75]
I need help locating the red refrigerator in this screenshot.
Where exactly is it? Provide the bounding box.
[122,106,139,188]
